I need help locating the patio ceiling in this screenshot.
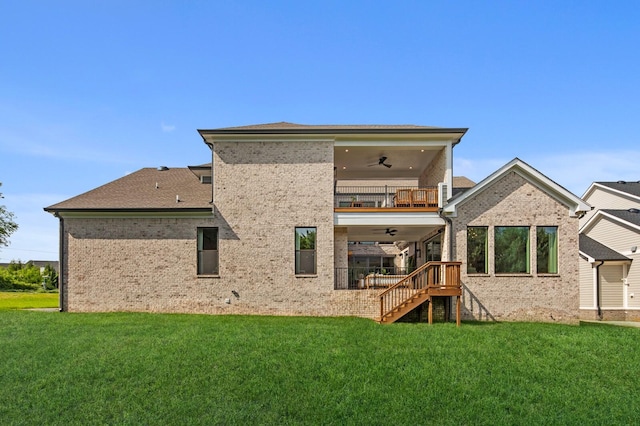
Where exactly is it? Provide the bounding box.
[340,224,442,243]
[334,145,442,180]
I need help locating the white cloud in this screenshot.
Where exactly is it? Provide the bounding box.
[161,122,176,132]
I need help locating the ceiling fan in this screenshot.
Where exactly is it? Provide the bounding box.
[368,156,392,168]
[373,228,398,237]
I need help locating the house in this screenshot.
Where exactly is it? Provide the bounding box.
[45,122,590,323]
[0,260,59,273]
[579,181,640,321]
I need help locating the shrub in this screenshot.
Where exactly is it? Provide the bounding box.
[0,263,43,291]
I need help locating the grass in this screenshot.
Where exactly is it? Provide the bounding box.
[0,312,639,425]
[0,291,58,310]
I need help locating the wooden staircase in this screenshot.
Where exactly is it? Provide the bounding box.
[378,261,462,325]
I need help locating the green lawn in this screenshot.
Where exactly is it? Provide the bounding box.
[0,291,58,310]
[0,312,638,425]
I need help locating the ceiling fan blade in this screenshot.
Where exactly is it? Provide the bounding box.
[383,163,392,168]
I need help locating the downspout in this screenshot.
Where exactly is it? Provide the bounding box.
[207,142,215,206]
[55,213,65,312]
[438,208,455,321]
[595,260,603,320]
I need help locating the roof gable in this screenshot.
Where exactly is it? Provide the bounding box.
[581,208,640,233]
[582,181,640,203]
[442,158,591,218]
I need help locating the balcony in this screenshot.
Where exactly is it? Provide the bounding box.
[334,186,439,212]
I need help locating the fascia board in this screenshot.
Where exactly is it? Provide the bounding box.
[581,182,600,200]
[443,158,591,217]
[204,137,336,143]
[55,210,214,219]
[598,210,640,232]
[600,184,640,202]
[511,167,591,217]
[334,212,445,226]
[199,128,468,145]
[579,251,596,263]
[579,211,601,234]
[334,140,455,147]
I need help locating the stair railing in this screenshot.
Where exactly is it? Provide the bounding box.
[379,261,461,321]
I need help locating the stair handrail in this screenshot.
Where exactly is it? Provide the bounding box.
[379,261,461,321]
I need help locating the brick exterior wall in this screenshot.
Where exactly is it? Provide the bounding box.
[62,140,339,316]
[418,148,446,188]
[59,143,582,323]
[451,171,580,323]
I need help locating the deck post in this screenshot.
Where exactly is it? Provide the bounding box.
[427,297,433,324]
[456,295,461,327]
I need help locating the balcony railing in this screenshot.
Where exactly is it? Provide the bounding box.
[334,266,413,290]
[334,186,438,209]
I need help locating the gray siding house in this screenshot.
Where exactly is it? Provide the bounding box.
[579,181,640,320]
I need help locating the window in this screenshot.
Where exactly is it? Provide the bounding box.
[197,228,218,275]
[295,227,316,275]
[467,227,488,274]
[424,234,442,263]
[495,226,530,274]
[537,226,558,274]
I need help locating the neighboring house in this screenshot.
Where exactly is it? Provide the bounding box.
[0,260,59,273]
[27,260,60,274]
[579,181,640,320]
[45,122,590,323]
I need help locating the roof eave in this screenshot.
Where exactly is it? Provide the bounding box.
[44,207,213,214]
[443,158,591,217]
[198,127,468,145]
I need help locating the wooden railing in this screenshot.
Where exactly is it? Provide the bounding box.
[334,186,438,209]
[379,261,462,323]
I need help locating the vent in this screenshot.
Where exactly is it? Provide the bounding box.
[158,166,169,171]
[617,180,626,184]
[200,175,212,184]
[437,182,448,208]
[629,208,640,214]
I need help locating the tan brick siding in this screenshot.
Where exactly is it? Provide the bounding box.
[63,140,339,316]
[418,148,446,188]
[452,171,580,323]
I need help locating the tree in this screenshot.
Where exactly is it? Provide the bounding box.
[0,182,18,248]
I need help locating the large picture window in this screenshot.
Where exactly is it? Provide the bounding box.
[197,227,219,275]
[467,227,488,274]
[295,227,317,275]
[495,226,530,274]
[537,226,558,274]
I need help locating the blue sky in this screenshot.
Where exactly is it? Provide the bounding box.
[1,1,639,262]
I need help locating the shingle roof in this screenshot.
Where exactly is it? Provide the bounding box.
[45,168,212,211]
[452,176,475,188]
[597,181,640,198]
[579,234,630,261]
[601,208,640,227]
[213,122,441,131]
